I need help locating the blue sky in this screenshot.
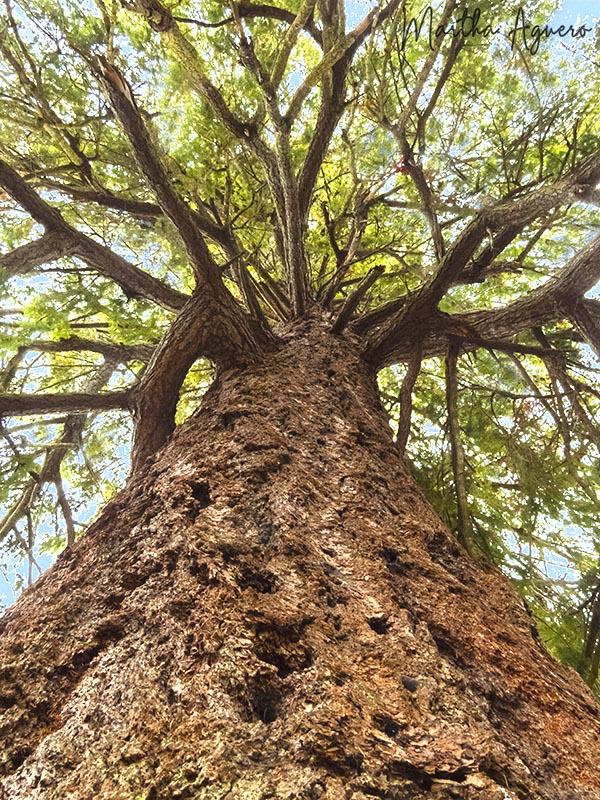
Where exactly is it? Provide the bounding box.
[554,0,598,21]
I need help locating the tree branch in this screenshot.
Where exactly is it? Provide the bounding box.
[0,359,119,546]
[566,299,600,358]
[38,181,231,247]
[396,342,422,457]
[130,287,272,473]
[174,2,322,46]
[94,56,220,284]
[331,264,384,333]
[445,340,476,556]
[0,158,64,230]
[16,336,154,363]
[0,231,76,276]
[361,149,600,366]
[0,391,131,416]
[0,157,187,310]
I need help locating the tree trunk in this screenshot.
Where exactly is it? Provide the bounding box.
[1,318,599,800]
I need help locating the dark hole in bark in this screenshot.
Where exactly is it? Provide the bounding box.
[434,766,469,783]
[103,592,125,610]
[188,559,210,582]
[380,547,405,575]
[189,481,211,509]
[10,746,32,771]
[0,693,17,709]
[316,747,363,777]
[325,592,346,608]
[163,549,178,574]
[360,786,386,798]
[255,641,313,678]
[220,409,249,429]
[448,584,463,594]
[94,620,125,645]
[250,685,281,724]
[486,688,522,719]
[119,560,161,589]
[0,662,19,680]
[33,699,52,724]
[236,566,278,594]
[390,760,433,790]
[302,780,327,799]
[427,529,462,561]
[481,761,519,795]
[219,544,239,563]
[167,688,178,705]
[372,713,404,737]
[168,599,194,620]
[72,646,100,671]
[244,442,278,452]
[323,563,343,580]
[401,676,419,693]
[367,616,390,635]
[430,628,467,668]
[120,748,145,765]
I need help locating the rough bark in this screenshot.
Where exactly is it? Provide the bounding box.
[1,320,599,800]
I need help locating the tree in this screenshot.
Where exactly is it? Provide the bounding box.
[1,0,600,796]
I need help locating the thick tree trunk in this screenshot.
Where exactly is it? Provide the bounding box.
[1,318,599,800]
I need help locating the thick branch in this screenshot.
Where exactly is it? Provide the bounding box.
[362,152,600,366]
[0,231,76,276]
[0,159,64,230]
[392,133,445,260]
[286,0,401,123]
[331,265,384,333]
[120,0,295,313]
[566,299,600,358]
[0,359,119,546]
[0,158,187,310]
[131,288,271,472]
[18,336,154,363]
[445,340,476,555]
[362,229,600,368]
[70,235,187,309]
[39,182,231,246]
[396,342,422,457]
[298,0,403,218]
[174,2,323,46]
[0,391,131,416]
[533,328,600,453]
[95,57,220,284]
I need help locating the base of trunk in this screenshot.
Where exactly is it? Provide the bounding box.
[1,321,599,799]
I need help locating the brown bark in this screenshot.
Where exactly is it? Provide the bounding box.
[1,320,599,799]
[0,390,131,416]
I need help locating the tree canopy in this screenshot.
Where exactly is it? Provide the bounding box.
[1,0,600,687]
